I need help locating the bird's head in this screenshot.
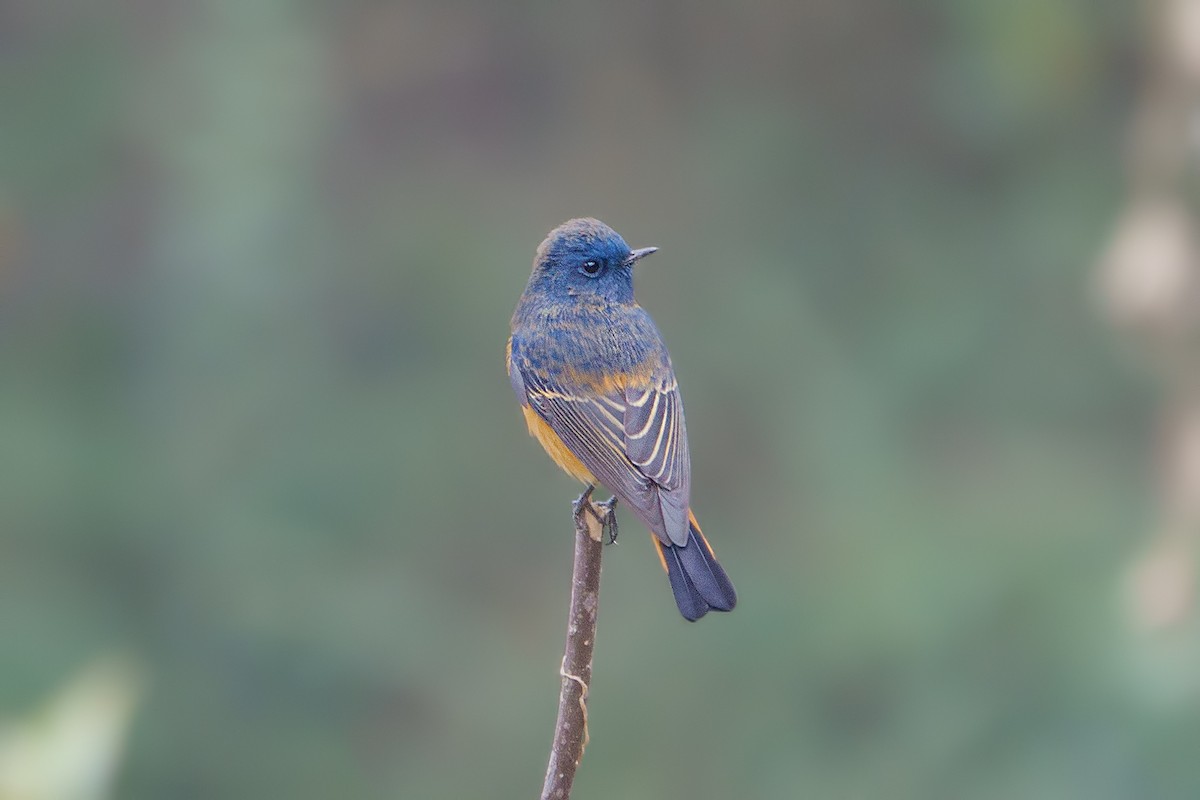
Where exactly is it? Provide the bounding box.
[526,218,657,305]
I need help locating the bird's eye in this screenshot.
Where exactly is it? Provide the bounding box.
[579,259,602,277]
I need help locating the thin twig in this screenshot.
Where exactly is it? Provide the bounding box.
[540,494,605,800]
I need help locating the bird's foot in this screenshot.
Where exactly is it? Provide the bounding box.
[595,496,619,545]
[572,485,596,527]
[572,486,618,543]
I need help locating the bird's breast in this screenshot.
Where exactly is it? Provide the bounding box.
[511,301,666,395]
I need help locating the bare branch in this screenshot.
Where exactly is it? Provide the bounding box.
[541,495,605,800]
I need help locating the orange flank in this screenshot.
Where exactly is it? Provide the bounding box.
[521,404,596,484]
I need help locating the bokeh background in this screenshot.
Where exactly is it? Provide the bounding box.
[4,1,1200,798]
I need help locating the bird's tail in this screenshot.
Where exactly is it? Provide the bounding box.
[652,511,737,621]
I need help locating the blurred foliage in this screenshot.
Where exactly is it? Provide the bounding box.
[2,0,1198,798]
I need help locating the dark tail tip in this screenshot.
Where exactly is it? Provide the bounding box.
[656,521,737,622]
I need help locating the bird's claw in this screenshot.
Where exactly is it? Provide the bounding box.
[572,486,618,544]
[595,496,619,545]
[572,485,596,524]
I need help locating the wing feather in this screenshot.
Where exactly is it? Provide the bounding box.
[625,379,688,492]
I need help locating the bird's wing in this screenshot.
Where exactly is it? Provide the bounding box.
[518,363,692,546]
[624,376,689,492]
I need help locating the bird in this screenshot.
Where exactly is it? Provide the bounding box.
[507,218,737,621]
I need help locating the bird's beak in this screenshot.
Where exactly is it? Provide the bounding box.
[625,246,659,266]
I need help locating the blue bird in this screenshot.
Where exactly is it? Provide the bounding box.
[508,218,737,621]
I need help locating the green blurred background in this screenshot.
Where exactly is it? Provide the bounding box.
[4,1,1199,798]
